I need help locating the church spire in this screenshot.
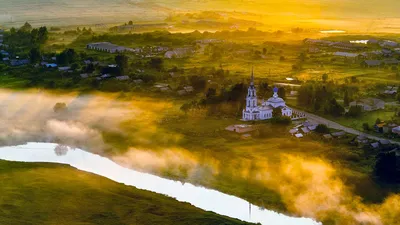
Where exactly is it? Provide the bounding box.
[250,67,254,86]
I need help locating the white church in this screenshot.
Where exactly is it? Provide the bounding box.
[242,71,293,121]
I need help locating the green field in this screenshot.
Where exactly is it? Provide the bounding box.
[0,160,252,225]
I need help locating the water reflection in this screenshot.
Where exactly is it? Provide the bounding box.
[54,144,70,156]
[0,143,322,225]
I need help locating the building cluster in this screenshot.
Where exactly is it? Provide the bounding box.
[242,71,293,121]
[164,47,195,59]
[349,98,385,111]
[87,42,135,54]
[289,120,319,138]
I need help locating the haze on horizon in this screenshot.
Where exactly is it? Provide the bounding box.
[1,0,400,32]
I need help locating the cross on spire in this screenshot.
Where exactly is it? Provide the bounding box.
[250,67,254,86]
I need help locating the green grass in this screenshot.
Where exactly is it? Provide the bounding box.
[325,110,396,131]
[0,160,252,225]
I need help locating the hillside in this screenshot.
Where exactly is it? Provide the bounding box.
[0,160,252,225]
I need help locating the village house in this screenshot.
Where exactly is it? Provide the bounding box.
[375,122,387,133]
[87,42,134,54]
[363,60,382,68]
[367,39,379,45]
[42,63,58,68]
[0,50,9,56]
[164,47,194,59]
[225,124,255,133]
[379,40,398,48]
[153,83,171,92]
[333,52,359,58]
[331,131,347,138]
[308,47,320,53]
[303,38,333,46]
[58,66,71,72]
[383,58,399,65]
[10,59,29,66]
[133,79,143,84]
[115,76,130,81]
[371,142,380,148]
[355,135,369,145]
[323,134,333,140]
[349,98,385,111]
[392,126,400,136]
[331,42,363,51]
[383,86,398,95]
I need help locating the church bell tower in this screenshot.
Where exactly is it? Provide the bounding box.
[246,68,258,111]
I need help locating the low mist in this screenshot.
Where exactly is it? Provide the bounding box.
[0,88,398,225]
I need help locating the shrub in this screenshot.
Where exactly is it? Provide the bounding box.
[347,105,363,117]
[53,102,67,113]
[315,124,330,134]
[362,123,370,131]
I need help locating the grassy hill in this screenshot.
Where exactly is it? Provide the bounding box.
[0,160,252,225]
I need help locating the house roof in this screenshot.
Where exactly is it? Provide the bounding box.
[375,123,386,128]
[323,134,333,139]
[364,60,382,66]
[334,52,359,57]
[331,131,346,137]
[301,127,311,133]
[392,126,400,133]
[289,128,298,134]
[371,142,380,148]
[379,139,391,145]
[295,133,304,138]
[352,98,384,107]
[307,125,318,131]
[383,58,399,64]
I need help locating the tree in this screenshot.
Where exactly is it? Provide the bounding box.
[343,89,350,106]
[375,151,399,183]
[322,73,328,83]
[347,105,362,117]
[205,88,217,99]
[190,76,207,91]
[362,123,370,131]
[272,107,282,118]
[128,21,133,25]
[278,87,286,99]
[29,48,41,64]
[326,98,344,117]
[56,48,77,65]
[262,48,267,55]
[396,92,400,103]
[279,56,285,61]
[37,26,48,43]
[115,54,128,73]
[315,124,330,134]
[180,102,191,115]
[148,57,164,71]
[376,118,382,125]
[20,22,32,32]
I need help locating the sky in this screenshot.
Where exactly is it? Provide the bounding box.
[0,0,400,31]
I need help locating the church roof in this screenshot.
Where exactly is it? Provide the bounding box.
[266,96,285,104]
[258,105,273,111]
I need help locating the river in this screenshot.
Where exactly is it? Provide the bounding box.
[0,142,322,225]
